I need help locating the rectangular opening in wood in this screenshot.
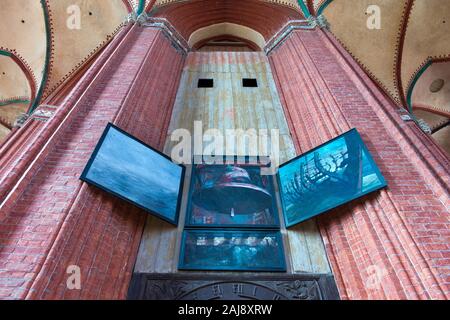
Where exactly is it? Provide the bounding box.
[198,79,214,88]
[243,78,258,87]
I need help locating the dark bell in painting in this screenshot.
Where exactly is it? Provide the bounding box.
[187,159,279,228]
[192,165,272,215]
[183,158,283,271]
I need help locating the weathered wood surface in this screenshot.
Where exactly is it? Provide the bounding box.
[134,52,330,274]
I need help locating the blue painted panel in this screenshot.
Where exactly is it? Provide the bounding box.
[278,128,387,227]
[80,123,185,225]
[179,229,286,272]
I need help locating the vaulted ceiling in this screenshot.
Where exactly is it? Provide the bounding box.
[318,0,450,151]
[0,0,449,152]
[320,0,450,106]
[0,0,134,133]
[151,0,303,41]
[0,0,303,137]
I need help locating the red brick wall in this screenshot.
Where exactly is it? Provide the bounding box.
[1,22,448,301]
[0,25,185,299]
[269,29,449,299]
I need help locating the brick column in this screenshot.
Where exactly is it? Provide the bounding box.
[0,25,185,299]
[269,28,449,300]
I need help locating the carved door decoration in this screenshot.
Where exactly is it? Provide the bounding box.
[128,275,340,300]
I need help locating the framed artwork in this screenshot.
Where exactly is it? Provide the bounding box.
[278,129,387,227]
[185,157,279,228]
[80,123,185,226]
[178,229,286,272]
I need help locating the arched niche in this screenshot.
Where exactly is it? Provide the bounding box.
[189,23,266,51]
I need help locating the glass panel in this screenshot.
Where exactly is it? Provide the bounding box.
[179,229,286,271]
[186,160,279,228]
[278,129,387,227]
[80,123,185,225]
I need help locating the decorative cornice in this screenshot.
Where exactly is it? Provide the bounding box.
[31,104,58,122]
[264,20,313,55]
[126,11,138,24]
[10,104,57,128]
[309,14,330,29]
[137,12,150,26]
[416,118,432,134]
[13,112,30,128]
[141,17,189,54]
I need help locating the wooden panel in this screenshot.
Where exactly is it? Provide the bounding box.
[134,52,331,274]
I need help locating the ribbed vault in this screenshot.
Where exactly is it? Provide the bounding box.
[153,0,302,11]
[151,0,303,41]
[321,0,450,109]
[0,0,136,140]
[188,23,266,50]
[0,52,32,133]
[320,0,450,152]
[0,0,449,152]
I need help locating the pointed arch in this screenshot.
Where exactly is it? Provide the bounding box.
[0,49,37,109]
[406,57,450,113]
[188,23,266,51]
[153,0,303,41]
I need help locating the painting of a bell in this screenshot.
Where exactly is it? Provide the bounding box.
[192,165,272,215]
